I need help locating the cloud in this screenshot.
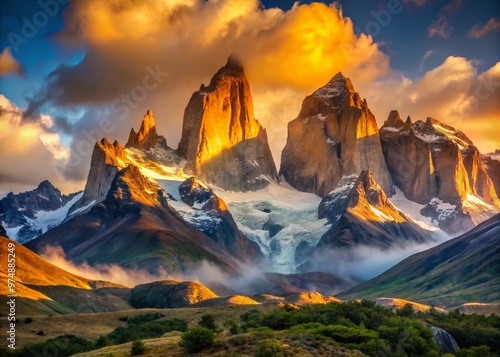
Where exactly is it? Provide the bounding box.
[362,56,500,153]
[40,244,278,293]
[22,0,389,173]
[0,95,82,194]
[0,47,23,76]
[468,16,500,39]
[419,49,436,71]
[428,0,461,38]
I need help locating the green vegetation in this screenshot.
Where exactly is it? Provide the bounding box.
[131,339,146,355]
[199,314,218,331]
[254,338,285,357]
[180,326,215,353]
[5,303,499,356]
[9,313,187,357]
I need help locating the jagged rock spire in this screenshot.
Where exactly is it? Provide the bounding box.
[126,109,160,150]
[177,57,277,191]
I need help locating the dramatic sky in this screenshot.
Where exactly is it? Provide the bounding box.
[0,0,499,195]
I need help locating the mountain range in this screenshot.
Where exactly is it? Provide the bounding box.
[1,56,499,312]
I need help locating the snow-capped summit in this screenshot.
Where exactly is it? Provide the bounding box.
[0,180,82,243]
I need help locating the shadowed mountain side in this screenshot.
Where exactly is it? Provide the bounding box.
[25,165,242,275]
[317,212,431,249]
[0,237,131,315]
[281,133,390,198]
[196,130,277,191]
[338,214,500,307]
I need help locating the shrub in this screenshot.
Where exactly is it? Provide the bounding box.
[199,314,217,331]
[36,331,44,336]
[24,318,33,324]
[227,335,246,347]
[224,319,241,335]
[180,327,215,353]
[131,340,146,355]
[254,338,285,357]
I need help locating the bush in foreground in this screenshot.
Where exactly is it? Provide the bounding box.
[131,340,146,355]
[254,338,285,357]
[180,327,215,353]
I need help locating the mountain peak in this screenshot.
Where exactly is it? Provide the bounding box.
[313,72,355,100]
[37,180,56,191]
[223,54,244,73]
[177,57,277,191]
[383,110,405,129]
[126,110,159,150]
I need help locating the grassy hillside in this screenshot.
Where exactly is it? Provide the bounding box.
[339,214,500,307]
[0,236,131,315]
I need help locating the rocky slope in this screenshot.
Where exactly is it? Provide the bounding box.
[177,56,277,191]
[319,171,430,247]
[178,177,262,258]
[26,160,243,275]
[380,113,500,234]
[280,72,393,197]
[296,171,433,273]
[0,181,81,243]
[339,213,500,307]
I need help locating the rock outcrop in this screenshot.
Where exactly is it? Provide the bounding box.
[280,72,394,197]
[483,150,500,198]
[380,114,500,234]
[380,112,437,204]
[177,56,277,191]
[178,177,263,260]
[69,138,126,214]
[130,280,218,308]
[126,109,167,151]
[314,170,431,250]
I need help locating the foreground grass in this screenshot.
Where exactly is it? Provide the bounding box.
[6,301,500,357]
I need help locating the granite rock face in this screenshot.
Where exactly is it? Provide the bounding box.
[126,109,167,151]
[280,72,393,198]
[177,56,277,191]
[483,150,500,196]
[380,114,500,234]
[380,113,438,204]
[69,138,126,214]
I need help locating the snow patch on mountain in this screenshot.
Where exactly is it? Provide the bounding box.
[5,192,83,242]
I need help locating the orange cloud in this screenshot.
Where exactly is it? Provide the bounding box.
[468,16,500,39]
[0,48,23,76]
[362,57,500,154]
